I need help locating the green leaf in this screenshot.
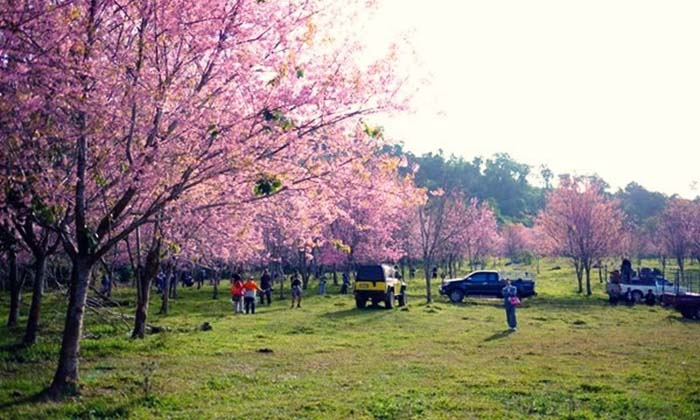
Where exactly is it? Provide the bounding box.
[254,175,283,196]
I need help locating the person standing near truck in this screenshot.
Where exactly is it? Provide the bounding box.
[502,280,519,331]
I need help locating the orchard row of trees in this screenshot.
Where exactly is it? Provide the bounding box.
[0,0,421,398]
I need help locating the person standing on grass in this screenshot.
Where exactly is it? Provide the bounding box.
[502,280,519,331]
[230,274,245,314]
[260,269,272,306]
[340,272,350,294]
[243,277,262,314]
[318,272,327,295]
[290,272,303,308]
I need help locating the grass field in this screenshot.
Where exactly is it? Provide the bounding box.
[1,259,700,419]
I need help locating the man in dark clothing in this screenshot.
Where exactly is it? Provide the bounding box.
[100,274,112,297]
[260,269,272,305]
[644,290,656,306]
[621,259,632,282]
[290,272,303,308]
[182,272,194,287]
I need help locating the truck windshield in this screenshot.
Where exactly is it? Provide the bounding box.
[356,266,385,282]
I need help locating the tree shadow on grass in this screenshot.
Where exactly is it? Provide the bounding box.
[664,313,700,324]
[483,329,515,342]
[0,392,43,412]
[522,295,609,310]
[0,342,25,353]
[0,392,138,418]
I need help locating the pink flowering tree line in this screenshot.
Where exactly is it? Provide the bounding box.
[0,0,409,397]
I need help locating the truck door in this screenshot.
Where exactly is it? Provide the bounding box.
[485,272,501,295]
[466,272,488,295]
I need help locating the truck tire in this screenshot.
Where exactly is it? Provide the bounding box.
[398,288,407,307]
[632,290,643,303]
[695,307,700,320]
[680,308,694,319]
[355,296,367,309]
[385,290,395,309]
[449,289,464,303]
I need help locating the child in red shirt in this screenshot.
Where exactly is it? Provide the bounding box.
[230,275,245,314]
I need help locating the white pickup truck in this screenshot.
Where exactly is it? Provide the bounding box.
[608,278,687,302]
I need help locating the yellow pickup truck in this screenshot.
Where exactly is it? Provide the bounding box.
[354,264,407,309]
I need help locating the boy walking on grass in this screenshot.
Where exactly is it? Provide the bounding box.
[243,278,262,314]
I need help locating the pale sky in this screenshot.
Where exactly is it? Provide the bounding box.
[363,0,700,198]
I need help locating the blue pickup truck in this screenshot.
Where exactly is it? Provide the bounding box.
[439,270,536,303]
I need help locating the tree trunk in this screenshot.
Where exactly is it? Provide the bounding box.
[677,256,685,285]
[159,265,171,315]
[133,244,160,339]
[424,261,432,304]
[661,256,666,278]
[133,276,150,339]
[169,269,178,299]
[574,259,583,294]
[47,257,92,397]
[212,271,220,299]
[585,265,592,296]
[279,275,285,300]
[7,249,20,327]
[23,254,47,345]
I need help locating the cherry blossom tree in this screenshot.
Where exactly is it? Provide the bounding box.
[658,198,696,282]
[461,199,500,271]
[319,154,422,268]
[691,202,700,266]
[501,224,530,263]
[536,176,625,295]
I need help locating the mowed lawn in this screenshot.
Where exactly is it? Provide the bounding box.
[1,260,700,419]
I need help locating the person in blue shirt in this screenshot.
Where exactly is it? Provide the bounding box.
[502,280,519,331]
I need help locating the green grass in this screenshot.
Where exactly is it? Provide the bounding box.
[1,259,700,419]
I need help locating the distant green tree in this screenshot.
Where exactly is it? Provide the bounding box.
[410,152,543,224]
[616,182,667,227]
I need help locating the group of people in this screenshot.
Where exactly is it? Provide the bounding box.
[607,259,659,306]
[230,273,262,314]
[607,282,657,306]
[230,269,305,314]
